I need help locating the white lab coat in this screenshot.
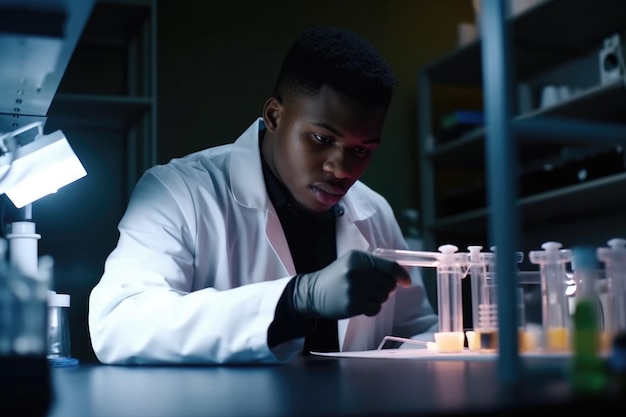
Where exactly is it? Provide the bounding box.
[88,118,438,365]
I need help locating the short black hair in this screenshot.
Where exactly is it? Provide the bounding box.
[273,26,398,108]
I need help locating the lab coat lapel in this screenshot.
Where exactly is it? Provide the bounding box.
[335,213,369,254]
[265,207,295,275]
[230,118,295,275]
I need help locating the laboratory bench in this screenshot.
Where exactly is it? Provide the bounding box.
[36,355,624,417]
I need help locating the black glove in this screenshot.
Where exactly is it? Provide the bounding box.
[292,250,411,320]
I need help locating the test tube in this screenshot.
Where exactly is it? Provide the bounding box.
[467,246,484,351]
[468,246,525,352]
[435,244,468,353]
[492,247,530,352]
[517,270,542,352]
[597,238,626,339]
[468,245,484,335]
[529,241,573,352]
[571,246,608,393]
[467,246,498,352]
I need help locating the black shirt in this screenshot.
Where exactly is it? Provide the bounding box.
[260,133,341,354]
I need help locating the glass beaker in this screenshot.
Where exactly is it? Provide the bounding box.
[47,291,78,367]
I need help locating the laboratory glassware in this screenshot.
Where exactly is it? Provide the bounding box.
[467,246,498,352]
[0,238,52,416]
[48,291,79,367]
[516,270,542,353]
[571,246,608,394]
[529,241,573,352]
[597,238,626,339]
[434,244,469,352]
[373,245,470,352]
[467,246,525,353]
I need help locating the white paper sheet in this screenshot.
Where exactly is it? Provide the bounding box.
[311,348,574,361]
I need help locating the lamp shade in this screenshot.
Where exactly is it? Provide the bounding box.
[0,129,87,208]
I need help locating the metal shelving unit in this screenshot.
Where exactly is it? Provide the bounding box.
[0,0,96,139]
[418,0,626,385]
[419,0,626,253]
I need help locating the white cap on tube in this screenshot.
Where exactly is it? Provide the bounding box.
[48,290,70,308]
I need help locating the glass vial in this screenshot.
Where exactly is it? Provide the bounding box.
[570,245,608,394]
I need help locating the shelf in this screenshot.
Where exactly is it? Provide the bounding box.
[47,94,152,129]
[430,171,626,236]
[423,0,626,86]
[520,79,626,124]
[0,0,96,122]
[426,78,626,169]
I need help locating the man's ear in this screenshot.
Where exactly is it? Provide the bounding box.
[262,97,281,132]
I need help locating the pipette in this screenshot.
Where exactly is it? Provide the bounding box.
[371,248,440,268]
[529,241,573,352]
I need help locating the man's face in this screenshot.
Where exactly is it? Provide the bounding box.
[262,84,388,214]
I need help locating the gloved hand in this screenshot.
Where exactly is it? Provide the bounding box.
[292,250,411,319]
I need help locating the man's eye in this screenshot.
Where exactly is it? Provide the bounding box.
[355,147,371,157]
[313,133,332,144]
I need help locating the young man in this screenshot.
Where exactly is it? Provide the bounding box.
[88,26,438,364]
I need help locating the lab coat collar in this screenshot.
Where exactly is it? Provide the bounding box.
[230,118,269,211]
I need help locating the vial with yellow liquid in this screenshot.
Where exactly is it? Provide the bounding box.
[529,241,572,353]
[598,238,626,351]
[518,327,539,353]
[434,244,468,353]
[466,246,525,353]
[467,246,499,352]
[517,272,542,353]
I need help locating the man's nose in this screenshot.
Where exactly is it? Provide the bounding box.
[323,149,352,179]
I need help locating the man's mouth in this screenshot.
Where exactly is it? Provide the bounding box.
[310,184,345,206]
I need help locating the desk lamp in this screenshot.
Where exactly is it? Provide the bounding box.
[0,120,86,366]
[0,120,86,276]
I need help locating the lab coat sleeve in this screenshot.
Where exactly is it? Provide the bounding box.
[88,168,302,365]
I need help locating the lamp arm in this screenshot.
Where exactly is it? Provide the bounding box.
[0,121,44,143]
[4,204,40,279]
[0,121,45,184]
